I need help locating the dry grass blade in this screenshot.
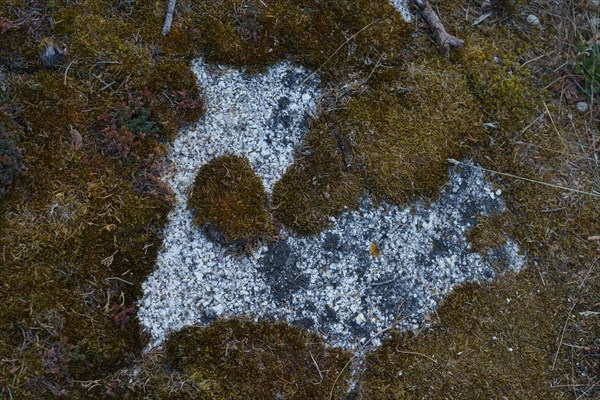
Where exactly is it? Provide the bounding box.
[100,251,118,267]
[448,159,600,199]
[303,19,380,83]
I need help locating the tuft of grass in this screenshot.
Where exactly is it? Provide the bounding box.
[575,39,600,96]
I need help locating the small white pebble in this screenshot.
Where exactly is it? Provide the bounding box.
[355,313,366,324]
[526,14,540,26]
[576,101,589,113]
[213,304,224,315]
[508,347,513,352]
[495,189,502,196]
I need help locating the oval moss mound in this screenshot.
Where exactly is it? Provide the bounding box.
[188,154,275,245]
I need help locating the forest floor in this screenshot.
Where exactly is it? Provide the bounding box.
[0,0,598,399]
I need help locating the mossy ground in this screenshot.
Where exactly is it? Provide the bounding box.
[358,1,600,398]
[188,154,276,245]
[0,0,598,398]
[164,320,352,399]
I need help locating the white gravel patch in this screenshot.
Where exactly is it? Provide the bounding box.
[138,59,525,351]
[389,0,413,21]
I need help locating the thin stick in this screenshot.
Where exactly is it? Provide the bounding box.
[371,277,397,286]
[309,351,323,384]
[448,159,600,199]
[328,325,394,400]
[63,59,76,85]
[104,277,133,285]
[162,0,177,36]
[551,300,575,371]
[303,19,380,83]
[412,0,464,56]
[551,260,596,371]
[394,350,438,364]
[543,101,567,151]
[550,383,599,388]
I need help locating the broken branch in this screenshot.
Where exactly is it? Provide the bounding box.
[162,0,177,36]
[412,0,464,56]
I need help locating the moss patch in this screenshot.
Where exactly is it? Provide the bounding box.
[0,143,170,397]
[467,212,513,254]
[272,122,364,235]
[188,154,276,245]
[348,60,483,205]
[187,0,412,83]
[165,320,352,400]
[273,57,484,233]
[360,273,562,398]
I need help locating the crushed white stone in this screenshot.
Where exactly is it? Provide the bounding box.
[389,0,413,21]
[138,58,526,351]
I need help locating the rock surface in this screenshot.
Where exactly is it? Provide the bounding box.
[138,60,525,350]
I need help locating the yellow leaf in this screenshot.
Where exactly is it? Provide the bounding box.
[370,242,381,258]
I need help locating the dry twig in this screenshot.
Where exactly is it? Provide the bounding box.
[162,0,177,36]
[412,0,464,56]
[448,159,600,199]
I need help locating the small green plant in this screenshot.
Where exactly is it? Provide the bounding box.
[117,103,159,139]
[575,40,600,96]
[101,89,161,159]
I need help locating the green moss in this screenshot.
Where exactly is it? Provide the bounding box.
[361,273,563,399]
[188,155,276,245]
[272,122,364,235]
[348,60,484,205]
[466,212,513,254]
[16,71,91,137]
[165,320,352,400]
[188,0,412,83]
[0,136,170,396]
[459,40,540,134]
[274,57,484,233]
